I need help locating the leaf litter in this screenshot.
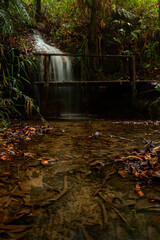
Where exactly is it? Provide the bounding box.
[0,122,53,239]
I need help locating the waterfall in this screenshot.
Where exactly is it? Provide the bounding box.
[33,31,72,82]
[33,31,83,117]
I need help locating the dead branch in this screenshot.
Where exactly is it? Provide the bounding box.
[98,192,133,232]
[97,199,108,228]
[36,175,68,207]
[78,224,92,240]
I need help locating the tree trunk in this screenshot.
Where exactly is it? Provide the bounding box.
[88,0,97,54]
[35,0,41,22]
[158,0,160,51]
[159,0,160,23]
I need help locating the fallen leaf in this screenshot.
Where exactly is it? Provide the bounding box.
[25,137,31,140]
[24,152,34,158]
[8,229,31,239]
[11,198,19,202]
[41,160,49,165]
[149,195,160,202]
[0,224,32,231]
[135,184,144,197]
[81,158,87,162]
[115,156,124,162]
[90,160,104,166]
[151,165,160,178]
[131,166,141,177]
[118,170,129,178]
[124,155,143,162]
[84,170,92,175]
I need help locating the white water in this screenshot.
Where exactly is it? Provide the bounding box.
[33,31,82,117]
[33,32,72,82]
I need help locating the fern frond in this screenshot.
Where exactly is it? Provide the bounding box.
[0,9,15,35]
[114,8,137,21]
[10,0,31,24]
[0,0,31,38]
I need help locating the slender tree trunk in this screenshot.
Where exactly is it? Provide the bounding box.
[4,0,10,9]
[158,0,160,51]
[159,0,160,23]
[88,0,97,54]
[35,0,41,22]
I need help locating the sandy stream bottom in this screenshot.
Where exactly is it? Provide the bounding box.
[1,120,160,240]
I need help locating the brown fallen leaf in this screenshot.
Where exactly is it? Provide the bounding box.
[124,155,143,161]
[131,166,141,177]
[149,156,158,167]
[89,160,104,166]
[8,229,31,239]
[114,156,124,162]
[81,158,87,162]
[0,224,32,231]
[11,198,19,202]
[118,170,129,178]
[151,165,160,178]
[24,152,35,158]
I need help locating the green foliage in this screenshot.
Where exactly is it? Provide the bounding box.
[0,45,36,126]
[0,0,31,38]
[41,0,76,20]
[11,0,31,22]
[113,7,136,20]
[156,86,160,92]
[0,9,15,36]
[113,0,158,15]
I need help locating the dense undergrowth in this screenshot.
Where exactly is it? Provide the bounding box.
[0,0,36,126]
[1,0,160,67]
[0,45,36,127]
[19,0,160,79]
[29,0,160,69]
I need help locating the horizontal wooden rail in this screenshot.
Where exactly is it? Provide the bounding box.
[34,80,130,84]
[34,53,136,82]
[34,80,159,83]
[33,53,134,59]
[34,80,158,85]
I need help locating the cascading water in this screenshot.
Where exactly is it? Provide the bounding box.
[33,31,72,82]
[33,31,82,118]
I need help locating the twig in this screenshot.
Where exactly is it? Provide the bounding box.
[124,156,143,161]
[98,192,132,231]
[37,175,68,207]
[78,224,92,240]
[97,199,108,228]
[43,182,60,192]
[3,185,19,208]
[95,168,116,195]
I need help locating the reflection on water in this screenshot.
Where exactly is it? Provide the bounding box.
[22,121,160,240]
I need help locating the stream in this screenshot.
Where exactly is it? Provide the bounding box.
[1,120,160,240]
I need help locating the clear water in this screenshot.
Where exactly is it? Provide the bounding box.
[19,120,160,240]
